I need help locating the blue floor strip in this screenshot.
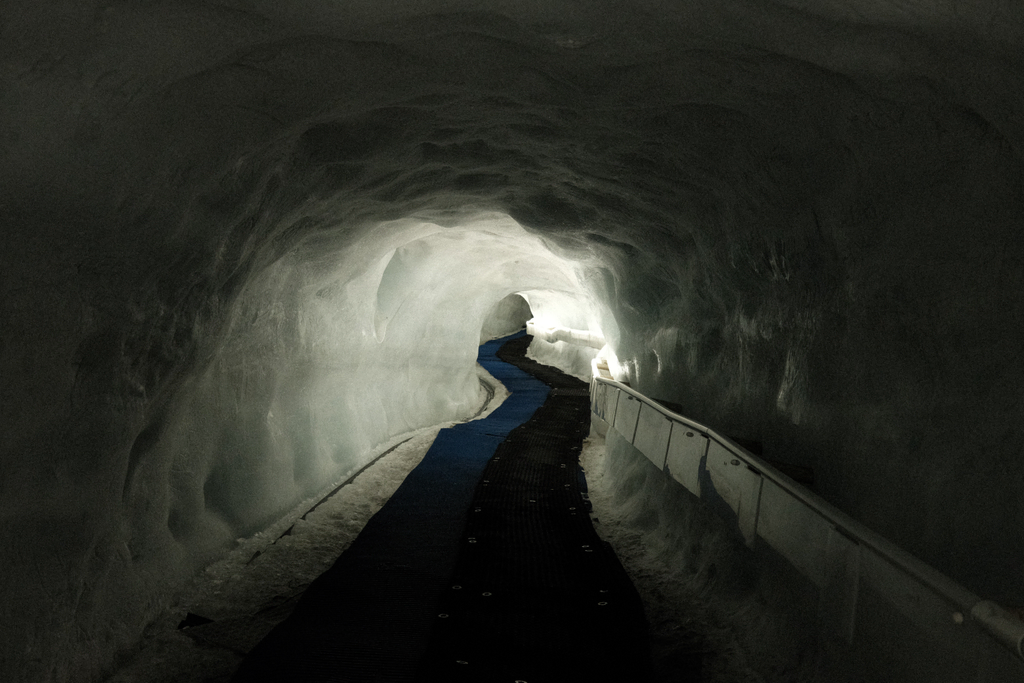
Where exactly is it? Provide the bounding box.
[232,331,549,683]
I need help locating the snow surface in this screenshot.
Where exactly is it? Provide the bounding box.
[2,1,1024,681]
[526,336,599,383]
[479,292,533,343]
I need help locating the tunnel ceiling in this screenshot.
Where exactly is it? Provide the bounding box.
[5,0,1022,365]
[5,1,1022,247]
[3,0,1020,427]
[2,1,1023,533]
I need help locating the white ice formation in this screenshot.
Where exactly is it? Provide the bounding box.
[1,1,1023,681]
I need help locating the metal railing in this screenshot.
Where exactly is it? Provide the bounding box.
[590,366,1024,679]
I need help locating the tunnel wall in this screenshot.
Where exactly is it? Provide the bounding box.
[524,321,605,382]
[479,292,532,342]
[605,90,1024,606]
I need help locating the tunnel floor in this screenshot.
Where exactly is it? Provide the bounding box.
[228,332,659,683]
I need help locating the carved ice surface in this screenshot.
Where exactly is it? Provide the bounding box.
[2,1,1024,681]
[138,213,608,545]
[480,293,533,343]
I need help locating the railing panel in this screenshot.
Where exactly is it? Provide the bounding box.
[665,425,707,497]
[588,373,1024,670]
[599,385,620,426]
[591,381,607,419]
[613,392,642,443]
[820,527,861,643]
[855,549,981,682]
[633,402,672,469]
[610,386,622,426]
[758,479,831,587]
[972,601,1024,664]
[973,616,1024,682]
[861,547,970,643]
[705,439,763,547]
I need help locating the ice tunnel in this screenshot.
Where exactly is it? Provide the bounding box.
[2,1,1024,681]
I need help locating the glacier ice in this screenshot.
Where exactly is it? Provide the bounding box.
[2,1,1024,681]
[480,292,533,343]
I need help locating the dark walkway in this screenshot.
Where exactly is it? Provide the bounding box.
[232,332,652,683]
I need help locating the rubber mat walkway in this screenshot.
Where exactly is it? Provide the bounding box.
[233,332,653,683]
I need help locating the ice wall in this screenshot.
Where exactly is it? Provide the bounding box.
[525,337,599,382]
[1,1,1023,681]
[120,213,599,549]
[480,293,532,343]
[0,204,606,682]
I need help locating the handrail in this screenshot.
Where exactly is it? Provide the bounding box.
[590,364,1024,665]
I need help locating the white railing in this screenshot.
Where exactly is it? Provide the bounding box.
[590,366,1024,680]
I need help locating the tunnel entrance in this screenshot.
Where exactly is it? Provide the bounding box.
[480,292,533,342]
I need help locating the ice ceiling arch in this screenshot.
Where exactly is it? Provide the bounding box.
[2,1,1024,681]
[369,217,594,345]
